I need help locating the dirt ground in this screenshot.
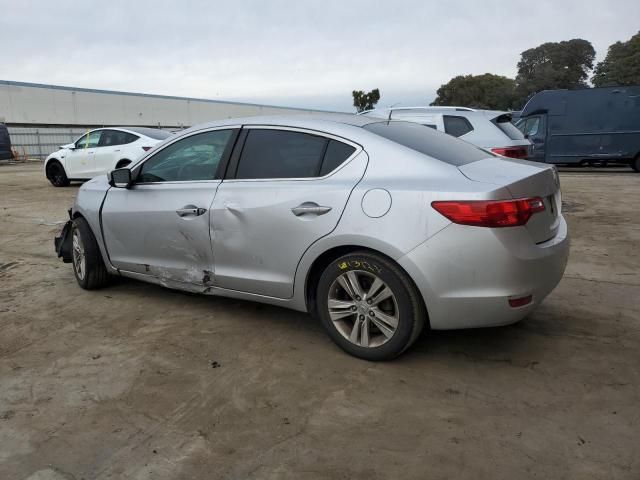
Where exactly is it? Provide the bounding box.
[1,162,638,480]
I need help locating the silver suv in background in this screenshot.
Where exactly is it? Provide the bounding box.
[360,107,531,160]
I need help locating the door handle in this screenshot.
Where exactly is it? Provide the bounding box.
[176,206,207,217]
[291,203,332,216]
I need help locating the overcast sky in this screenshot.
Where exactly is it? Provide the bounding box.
[1,0,638,112]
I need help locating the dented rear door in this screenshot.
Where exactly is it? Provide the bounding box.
[210,127,367,299]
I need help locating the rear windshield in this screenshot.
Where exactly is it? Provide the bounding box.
[362,121,492,166]
[491,117,525,140]
[125,127,172,140]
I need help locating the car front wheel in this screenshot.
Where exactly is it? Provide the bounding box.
[316,251,426,360]
[71,217,110,289]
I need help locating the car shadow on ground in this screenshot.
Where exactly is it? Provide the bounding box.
[107,275,538,365]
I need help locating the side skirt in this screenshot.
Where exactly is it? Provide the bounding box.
[118,270,307,312]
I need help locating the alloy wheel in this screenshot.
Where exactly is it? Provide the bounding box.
[72,229,86,281]
[327,270,399,348]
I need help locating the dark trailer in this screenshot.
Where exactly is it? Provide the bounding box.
[516,86,640,172]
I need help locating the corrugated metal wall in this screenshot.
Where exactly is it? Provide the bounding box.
[7,126,187,160]
[7,127,93,160]
[0,80,338,128]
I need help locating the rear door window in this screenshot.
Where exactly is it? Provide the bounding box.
[236,129,328,179]
[99,130,139,147]
[363,121,492,166]
[443,116,473,137]
[117,131,139,145]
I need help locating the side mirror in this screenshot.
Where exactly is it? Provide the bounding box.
[108,168,132,188]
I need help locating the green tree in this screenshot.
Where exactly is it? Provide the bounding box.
[430,73,516,110]
[592,31,640,87]
[352,88,381,113]
[515,39,595,106]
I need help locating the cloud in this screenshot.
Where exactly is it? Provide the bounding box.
[1,0,638,111]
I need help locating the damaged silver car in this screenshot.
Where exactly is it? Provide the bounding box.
[55,114,569,360]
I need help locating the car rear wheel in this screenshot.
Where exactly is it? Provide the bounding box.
[71,217,110,289]
[316,251,426,360]
[46,160,70,187]
[632,154,640,173]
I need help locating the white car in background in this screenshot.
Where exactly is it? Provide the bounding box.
[360,107,532,160]
[45,127,172,186]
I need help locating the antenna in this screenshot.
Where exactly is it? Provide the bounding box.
[387,102,401,121]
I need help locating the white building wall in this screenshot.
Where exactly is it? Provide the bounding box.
[1,80,342,160]
[0,80,337,127]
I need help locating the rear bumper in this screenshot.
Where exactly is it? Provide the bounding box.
[398,215,570,329]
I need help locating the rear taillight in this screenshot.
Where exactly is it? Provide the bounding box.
[491,146,529,159]
[142,146,152,151]
[431,197,545,227]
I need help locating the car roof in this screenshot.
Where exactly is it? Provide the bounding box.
[85,126,172,139]
[120,126,171,136]
[195,113,378,128]
[172,114,384,138]
[361,107,507,119]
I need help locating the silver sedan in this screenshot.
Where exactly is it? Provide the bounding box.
[55,114,569,360]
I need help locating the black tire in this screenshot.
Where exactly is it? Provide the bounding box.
[632,154,640,173]
[316,251,426,361]
[46,160,70,187]
[115,159,131,169]
[71,217,110,290]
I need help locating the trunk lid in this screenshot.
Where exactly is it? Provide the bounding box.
[459,157,561,243]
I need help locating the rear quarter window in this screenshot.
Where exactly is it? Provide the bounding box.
[363,121,493,166]
[319,140,356,176]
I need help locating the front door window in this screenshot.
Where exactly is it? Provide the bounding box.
[76,130,102,149]
[139,130,233,182]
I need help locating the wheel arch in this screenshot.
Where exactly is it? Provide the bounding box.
[302,243,430,328]
[71,197,119,275]
[115,158,132,169]
[44,156,65,173]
